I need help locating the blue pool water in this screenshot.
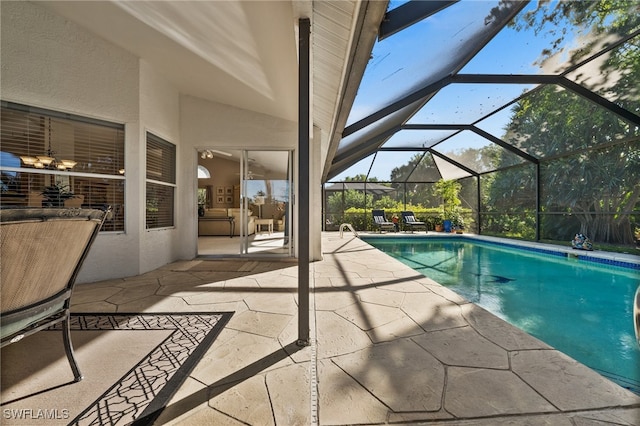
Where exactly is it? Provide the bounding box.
[363,236,640,394]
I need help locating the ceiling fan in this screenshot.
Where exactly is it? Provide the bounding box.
[200,149,232,159]
[236,170,264,180]
[234,157,265,179]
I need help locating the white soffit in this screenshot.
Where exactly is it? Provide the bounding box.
[312,1,360,133]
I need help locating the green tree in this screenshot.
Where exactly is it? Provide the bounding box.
[373,195,400,210]
[344,174,379,182]
[434,179,461,217]
[389,153,441,207]
[327,189,373,212]
[489,0,640,244]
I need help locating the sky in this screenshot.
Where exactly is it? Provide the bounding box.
[333,0,593,182]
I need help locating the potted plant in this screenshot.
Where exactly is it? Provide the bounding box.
[197,188,207,216]
[452,209,465,233]
[41,182,75,207]
[423,215,436,231]
[274,202,286,231]
[434,214,444,232]
[254,190,266,218]
[434,179,462,232]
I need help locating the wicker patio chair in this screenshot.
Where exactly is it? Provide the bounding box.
[401,211,427,233]
[0,207,109,382]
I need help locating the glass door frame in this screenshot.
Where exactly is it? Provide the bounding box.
[240,149,293,257]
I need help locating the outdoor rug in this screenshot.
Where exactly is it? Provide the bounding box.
[1,312,233,426]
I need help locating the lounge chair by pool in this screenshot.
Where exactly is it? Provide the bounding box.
[372,210,395,233]
[401,211,427,233]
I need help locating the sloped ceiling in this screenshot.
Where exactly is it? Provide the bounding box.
[34,0,386,175]
[37,1,301,122]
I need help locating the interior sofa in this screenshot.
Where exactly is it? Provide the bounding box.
[198,208,255,236]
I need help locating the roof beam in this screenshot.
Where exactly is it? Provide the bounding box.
[558,77,640,127]
[402,124,539,164]
[342,74,563,138]
[332,125,401,166]
[471,126,539,164]
[336,67,639,180]
[322,1,389,182]
[452,74,559,84]
[379,0,458,41]
[429,148,478,177]
[343,76,451,138]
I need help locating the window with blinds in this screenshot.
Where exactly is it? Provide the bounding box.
[146,133,175,229]
[0,101,125,232]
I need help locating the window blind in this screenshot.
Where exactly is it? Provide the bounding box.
[0,102,125,232]
[146,133,175,229]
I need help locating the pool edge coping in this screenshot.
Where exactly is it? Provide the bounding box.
[359,232,640,270]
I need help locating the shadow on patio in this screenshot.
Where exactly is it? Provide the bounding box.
[2,236,639,425]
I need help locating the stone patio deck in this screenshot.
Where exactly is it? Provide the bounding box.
[21,234,640,424]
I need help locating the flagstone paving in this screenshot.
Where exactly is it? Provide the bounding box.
[67,233,640,425]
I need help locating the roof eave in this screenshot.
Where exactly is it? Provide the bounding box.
[320,1,388,183]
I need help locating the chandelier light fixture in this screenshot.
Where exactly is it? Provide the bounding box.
[200,149,232,159]
[20,153,77,170]
[20,118,77,170]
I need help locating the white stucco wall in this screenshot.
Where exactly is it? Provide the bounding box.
[180,95,323,261]
[181,95,298,147]
[138,60,183,273]
[1,1,142,283]
[1,2,323,284]
[0,2,139,123]
[180,95,300,256]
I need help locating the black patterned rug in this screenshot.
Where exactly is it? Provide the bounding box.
[0,312,233,426]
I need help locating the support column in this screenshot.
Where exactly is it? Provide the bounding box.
[297,17,311,346]
[476,175,481,235]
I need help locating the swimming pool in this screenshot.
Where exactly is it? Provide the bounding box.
[363,236,640,394]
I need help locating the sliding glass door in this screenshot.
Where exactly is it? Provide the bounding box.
[241,150,293,256]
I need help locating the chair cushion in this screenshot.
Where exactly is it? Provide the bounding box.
[204,208,228,218]
[1,302,64,340]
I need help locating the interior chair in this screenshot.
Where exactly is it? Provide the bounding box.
[27,191,45,207]
[63,195,85,208]
[1,207,109,382]
[372,209,395,233]
[401,211,427,233]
